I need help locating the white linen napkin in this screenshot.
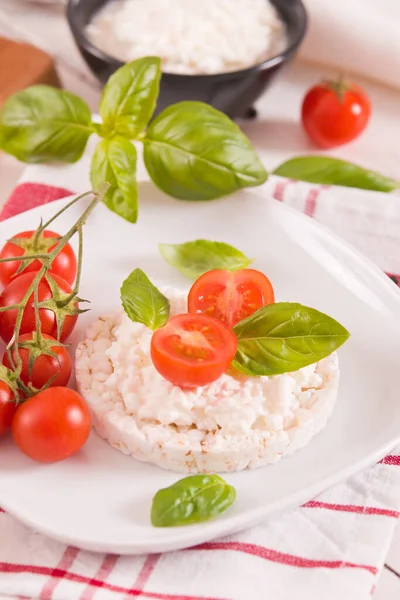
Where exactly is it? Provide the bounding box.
[299,0,400,90]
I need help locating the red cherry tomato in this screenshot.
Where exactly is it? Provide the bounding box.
[188,269,275,328]
[301,79,371,148]
[12,387,91,463]
[0,271,78,343]
[3,333,72,391]
[151,313,238,388]
[0,381,17,435]
[0,229,76,287]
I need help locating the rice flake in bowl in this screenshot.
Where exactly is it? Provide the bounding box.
[75,288,340,474]
[86,0,286,75]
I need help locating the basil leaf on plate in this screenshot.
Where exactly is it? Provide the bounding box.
[143,101,268,200]
[233,302,350,376]
[159,239,252,279]
[100,57,161,139]
[273,156,398,192]
[91,137,138,223]
[120,268,170,330]
[151,474,236,527]
[0,85,94,163]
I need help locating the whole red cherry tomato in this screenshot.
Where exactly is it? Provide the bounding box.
[0,381,17,435]
[3,333,72,391]
[12,387,91,463]
[0,271,78,343]
[0,229,76,287]
[301,79,371,148]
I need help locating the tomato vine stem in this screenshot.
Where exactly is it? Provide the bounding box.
[0,185,108,401]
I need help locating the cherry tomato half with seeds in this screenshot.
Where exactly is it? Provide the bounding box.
[0,381,17,436]
[301,79,371,149]
[0,271,78,343]
[151,313,238,388]
[188,269,275,328]
[3,333,72,391]
[0,229,77,287]
[12,387,91,463]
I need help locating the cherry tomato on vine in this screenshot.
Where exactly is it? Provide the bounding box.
[301,79,371,148]
[0,229,77,287]
[188,269,275,328]
[0,271,78,343]
[151,313,238,388]
[3,333,72,391]
[0,381,17,435]
[12,387,91,463]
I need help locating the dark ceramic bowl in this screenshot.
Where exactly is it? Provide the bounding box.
[66,0,307,119]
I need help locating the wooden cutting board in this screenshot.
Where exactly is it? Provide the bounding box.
[0,37,61,107]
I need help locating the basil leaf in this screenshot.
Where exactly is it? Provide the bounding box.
[151,474,236,527]
[100,57,161,139]
[143,101,268,200]
[0,85,93,163]
[233,302,350,376]
[273,156,398,192]
[159,239,252,279]
[91,137,138,223]
[120,268,170,330]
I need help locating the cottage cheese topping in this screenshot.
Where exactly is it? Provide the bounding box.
[76,289,340,473]
[86,0,286,75]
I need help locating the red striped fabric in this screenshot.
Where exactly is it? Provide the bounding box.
[380,455,400,466]
[303,500,400,518]
[79,554,120,600]
[192,542,378,575]
[38,546,80,599]
[0,563,225,600]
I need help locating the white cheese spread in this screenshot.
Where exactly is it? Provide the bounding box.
[75,288,340,473]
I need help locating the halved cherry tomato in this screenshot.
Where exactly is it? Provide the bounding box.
[3,333,72,391]
[0,271,78,343]
[188,269,274,328]
[151,313,238,388]
[0,229,76,287]
[0,381,16,436]
[12,387,91,463]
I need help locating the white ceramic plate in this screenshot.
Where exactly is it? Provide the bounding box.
[0,185,400,554]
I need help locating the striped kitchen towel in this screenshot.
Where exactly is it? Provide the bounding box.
[0,177,399,600]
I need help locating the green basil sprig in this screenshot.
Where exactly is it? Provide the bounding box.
[159,239,252,279]
[151,474,236,527]
[273,156,398,192]
[120,268,170,330]
[0,86,94,163]
[233,302,350,376]
[143,101,267,200]
[0,57,267,223]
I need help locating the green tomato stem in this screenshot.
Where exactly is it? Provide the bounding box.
[1,185,108,398]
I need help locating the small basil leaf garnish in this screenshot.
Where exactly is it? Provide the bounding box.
[143,101,268,201]
[151,474,236,527]
[233,302,350,376]
[0,85,94,163]
[99,57,161,139]
[159,239,253,279]
[273,156,398,193]
[91,137,138,223]
[120,268,170,330]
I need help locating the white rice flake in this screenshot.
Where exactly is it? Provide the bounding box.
[86,0,286,74]
[75,289,340,473]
